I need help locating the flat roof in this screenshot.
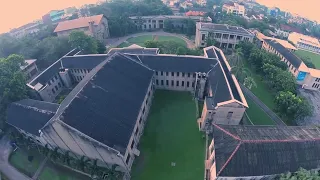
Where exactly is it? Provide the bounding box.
[20,59,37,70]
[198,23,253,36]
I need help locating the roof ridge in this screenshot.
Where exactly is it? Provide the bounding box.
[217,142,242,176]
[214,124,241,140]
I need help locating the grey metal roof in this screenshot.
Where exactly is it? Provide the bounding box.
[7,99,59,136]
[213,124,320,177]
[128,54,216,73]
[61,55,109,69]
[199,23,253,36]
[108,48,159,55]
[57,53,154,154]
[264,39,302,68]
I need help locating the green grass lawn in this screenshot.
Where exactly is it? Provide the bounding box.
[117,35,187,48]
[295,49,320,69]
[245,96,275,125]
[243,61,276,110]
[131,90,205,180]
[9,148,45,177]
[38,162,91,180]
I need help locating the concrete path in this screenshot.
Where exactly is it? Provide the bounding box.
[32,157,47,180]
[240,84,287,126]
[106,31,196,49]
[0,136,32,180]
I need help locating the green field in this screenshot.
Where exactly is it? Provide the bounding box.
[245,97,275,125]
[243,61,276,110]
[295,49,320,69]
[9,148,45,177]
[118,35,187,48]
[131,90,205,180]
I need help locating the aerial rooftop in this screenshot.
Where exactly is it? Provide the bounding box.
[198,22,253,36]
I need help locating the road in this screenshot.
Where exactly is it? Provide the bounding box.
[241,84,287,126]
[106,31,196,49]
[0,136,32,180]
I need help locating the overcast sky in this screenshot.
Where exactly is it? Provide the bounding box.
[0,0,319,33]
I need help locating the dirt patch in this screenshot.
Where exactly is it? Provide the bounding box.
[152,35,158,41]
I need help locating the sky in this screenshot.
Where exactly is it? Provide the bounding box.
[0,0,319,33]
[256,0,320,22]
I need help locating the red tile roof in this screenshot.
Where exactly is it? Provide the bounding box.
[54,14,104,33]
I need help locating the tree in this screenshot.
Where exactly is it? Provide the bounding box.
[275,91,312,122]
[144,40,159,48]
[300,56,316,68]
[0,55,28,127]
[103,164,121,180]
[279,168,320,180]
[176,46,187,55]
[97,41,107,54]
[69,31,98,54]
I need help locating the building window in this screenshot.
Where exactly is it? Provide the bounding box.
[161,80,164,86]
[55,75,58,80]
[187,81,190,87]
[177,72,179,77]
[161,71,163,76]
[182,81,185,87]
[176,81,179,86]
[156,79,159,85]
[126,154,130,164]
[142,107,145,114]
[139,117,142,124]
[193,73,196,78]
[130,140,135,149]
[166,80,169,86]
[171,80,174,86]
[202,34,205,41]
[188,73,191,77]
[192,82,195,87]
[155,71,158,76]
[227,112,233,119]
[171,72,174,76]
[182,73,185,77]
[135,127,139,135]
[52,89,55,94]
[48,81,52,86]
[166,72,169,76]
[55,86,58,91]
[58,82,62,87]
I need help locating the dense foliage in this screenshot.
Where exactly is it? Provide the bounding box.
[69,31,98,54]
[238,42,312,122]
[163,19,196,36]
[0,55,28,128]
[277,168,320,180]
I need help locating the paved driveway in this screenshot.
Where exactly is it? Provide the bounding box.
[0,136,32,180]
[106,31,196,49]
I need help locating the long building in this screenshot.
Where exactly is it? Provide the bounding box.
[129,15,211,31]
[7,45,247,178]
[222,2,245,16]
[262,38,320,91]
[205,124,320,179]
[195,22,254,48]
[288,32,320,54]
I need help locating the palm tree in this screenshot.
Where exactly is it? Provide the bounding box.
[89,159,99,177]
[50,147,60,162]
[76,155,91,172]
[62,151,72,166]
[243,77,257,90]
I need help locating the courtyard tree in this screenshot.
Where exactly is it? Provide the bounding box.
[69,31,98,54]
[275,91,312,121]
[278,168,319,180]
[176,46,187,55]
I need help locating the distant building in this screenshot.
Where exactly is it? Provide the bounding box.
[54,14,110,42]
[268,7,280,17]
[275,24,301,38]
[196,0,206,6]
[195,22,254,48]
[288,32,320,54]
[185,10,206,16]
[129,15,211,31]
[9,21,43,38]
[222,2,245,16]
[21,59,39,81]
[205,124,320,179]
[42,10,65,24]
[253,30,297,51]
[262,38,320,91]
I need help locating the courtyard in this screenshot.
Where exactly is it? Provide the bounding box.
[117,35,187,48]
[131,90,205,180]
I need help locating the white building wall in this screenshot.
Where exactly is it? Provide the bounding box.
[154,71,196,91]
[69,68,90,82]
[38,73,64,102]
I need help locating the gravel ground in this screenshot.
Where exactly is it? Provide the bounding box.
[297,88,320,126]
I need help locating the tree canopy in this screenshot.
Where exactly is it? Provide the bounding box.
[69,31,98,54]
